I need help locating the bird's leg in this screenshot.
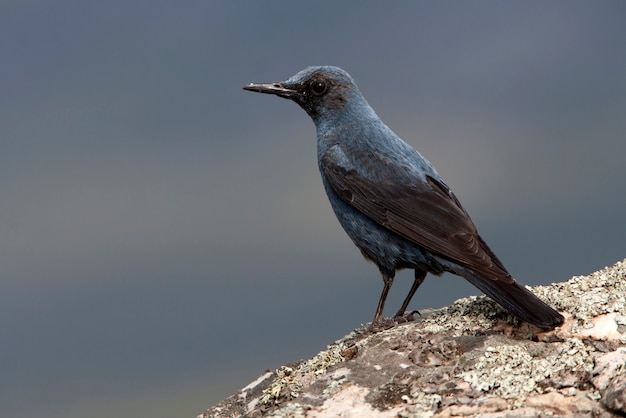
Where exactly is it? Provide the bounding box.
[371,273,395,330]
[394,270,427,318]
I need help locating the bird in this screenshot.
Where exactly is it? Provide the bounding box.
[242,66,564,330]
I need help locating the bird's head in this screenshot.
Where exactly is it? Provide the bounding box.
[243,66,364,123]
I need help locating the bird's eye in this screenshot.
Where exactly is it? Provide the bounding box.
[310,80,328,96]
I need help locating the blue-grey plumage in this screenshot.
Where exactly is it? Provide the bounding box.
[243,66,564,330]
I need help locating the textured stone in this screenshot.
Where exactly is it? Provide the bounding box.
[199,259,626,417]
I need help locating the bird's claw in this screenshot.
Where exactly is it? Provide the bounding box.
[394,309,421,322]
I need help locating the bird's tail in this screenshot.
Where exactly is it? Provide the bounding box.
[460,270,564,329]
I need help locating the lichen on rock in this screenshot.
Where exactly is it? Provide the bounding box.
[199,259,626,418]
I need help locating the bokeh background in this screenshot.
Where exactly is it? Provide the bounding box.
[2,1,625,417]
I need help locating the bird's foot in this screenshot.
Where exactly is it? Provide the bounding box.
[368,310,421,333]
[393,309,421,323]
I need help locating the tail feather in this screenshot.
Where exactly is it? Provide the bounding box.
[461,271,564,329]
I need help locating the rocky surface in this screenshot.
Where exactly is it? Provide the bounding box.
[200,260,626,417]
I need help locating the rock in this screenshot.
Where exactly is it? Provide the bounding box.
[199,260,626,417]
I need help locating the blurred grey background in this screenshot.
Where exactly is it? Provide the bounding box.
[2,1,625,417]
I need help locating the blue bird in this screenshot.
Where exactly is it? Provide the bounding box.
[243,66,564,330]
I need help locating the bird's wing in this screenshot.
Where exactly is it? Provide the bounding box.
[322,144,513,282]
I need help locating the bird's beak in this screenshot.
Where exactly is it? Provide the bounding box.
[242,82,298,98]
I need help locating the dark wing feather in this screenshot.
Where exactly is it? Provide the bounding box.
[322,145,512,283]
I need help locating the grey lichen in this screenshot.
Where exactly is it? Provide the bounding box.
[266,402,307,418]
[419,295,504,336]
[260,366,301,405]
[400,392,442,418]
[555,259,626,322]
[461,338,595,406]
[259,332,363,405]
